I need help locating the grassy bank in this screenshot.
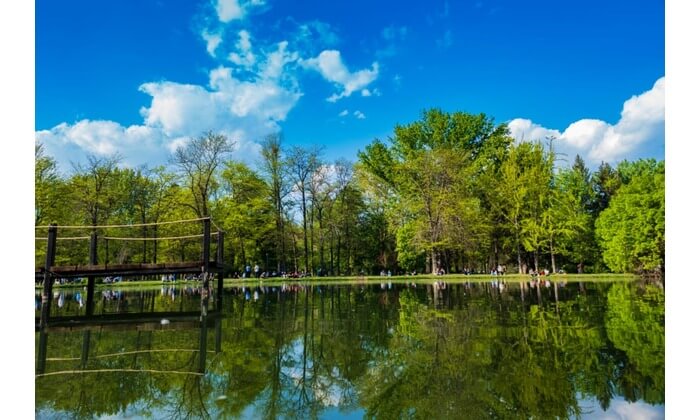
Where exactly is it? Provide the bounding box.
[36,273,637,290]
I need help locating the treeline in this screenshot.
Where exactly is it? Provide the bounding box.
[35,109,664,275]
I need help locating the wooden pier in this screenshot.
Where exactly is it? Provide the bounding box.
[36,217,226,328]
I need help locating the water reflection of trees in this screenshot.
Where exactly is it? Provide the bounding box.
[36,281,664,418]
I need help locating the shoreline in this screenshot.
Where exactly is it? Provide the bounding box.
[35,273,638,290]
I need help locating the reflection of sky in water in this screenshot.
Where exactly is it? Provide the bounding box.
[579,397,664,419]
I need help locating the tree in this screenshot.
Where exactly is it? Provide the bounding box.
[309,164,335,274]
[286,145,322,273]
[259,133,290,272]
[35,142,64,225]
[215,161,275,271]
[553,156,597,273]
[171,131,234,218]
[595,159,664,273]
[358,109,509,274]
[591,161,621,217]
[70,154,124,229]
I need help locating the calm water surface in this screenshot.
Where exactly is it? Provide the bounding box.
[35,279,664,419]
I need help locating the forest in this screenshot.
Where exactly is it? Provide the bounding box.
[35,109,665,276]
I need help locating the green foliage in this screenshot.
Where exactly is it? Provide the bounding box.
[605,282,665,403]
[395,221,424,271]
[34,111,664,276]
[595,160,664,273]
[358,109,509,273]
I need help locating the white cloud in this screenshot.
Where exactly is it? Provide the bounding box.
[139,66,300,136]
[507,118,561,143]
[215,0,244,22]
[353,110,366,120]
[228,30,256,68]
[260,41,299,80]
[36,121,167,170]
[297,20,339,48]
[213,0,266,23]
[338,109,349,117]
[202,30,223,56]
[37,62,301,171]
[507,77,665,165]
[303,50,379,102]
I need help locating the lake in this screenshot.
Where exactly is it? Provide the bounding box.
[35,278,664,419]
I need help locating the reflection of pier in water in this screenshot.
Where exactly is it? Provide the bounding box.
[36,307,223,376]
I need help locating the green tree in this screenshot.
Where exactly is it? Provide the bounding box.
[359,109,509,273]
[171,131,233,218]
[286,145,322,273]
[595,159,664,273]
[215,161,276,271]
[259,133,291,272]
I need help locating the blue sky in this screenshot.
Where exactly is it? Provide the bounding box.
[36,0,665,171]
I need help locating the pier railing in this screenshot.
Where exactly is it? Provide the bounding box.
[35,217,226,327]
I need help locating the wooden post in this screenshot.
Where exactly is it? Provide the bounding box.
[216,230,224,311]
[81,330,91,369]
[201,218,211,319]
[198,317,208,373]
[40,224,57,328]
[215,316,222,354]
[37,329,48,375]
[203,218,211,270]
[87,231,98,316]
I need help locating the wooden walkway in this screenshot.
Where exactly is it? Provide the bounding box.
[37,261,223,278]
[36,217,226,328]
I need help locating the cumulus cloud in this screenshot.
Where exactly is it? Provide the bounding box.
[213,0,266,23]
[259,41,299,80]
[36,121,168,171]
[215,0,244,22]
[338,109,349,117]
[228,30,257,68]
[303,50,379,102]
[37,62,301,171]
[138,65,300,139]
[507,77,665,166]
[201,30,223,56]
[507,118,561,143]
[353,110,366,120]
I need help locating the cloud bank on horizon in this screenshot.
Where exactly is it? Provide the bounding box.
[35,0,664,172]
[508,77,665,167]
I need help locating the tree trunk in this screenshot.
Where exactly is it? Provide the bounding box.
[431,248,438,274]
[301,189,309,273]
[550,237,557,274]
[515,224,523,274]
[329,231,334,276]
[318,210,324,273]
